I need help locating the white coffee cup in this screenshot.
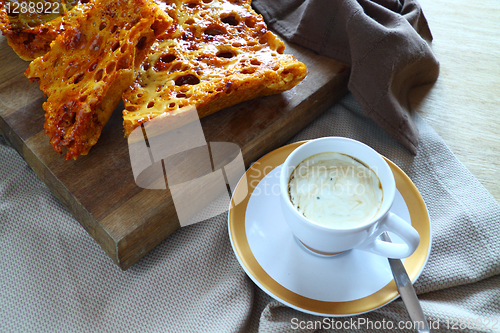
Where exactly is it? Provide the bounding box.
[279,137,420,258]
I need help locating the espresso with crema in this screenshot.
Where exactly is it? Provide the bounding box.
[288,152,383,228]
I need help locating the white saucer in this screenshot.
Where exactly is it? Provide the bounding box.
[228,141,432,317]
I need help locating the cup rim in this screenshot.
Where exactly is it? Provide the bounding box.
[280,137,396,232]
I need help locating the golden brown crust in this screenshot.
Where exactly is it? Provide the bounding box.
[25,0,172,159]
[9,0,306,160]
[0,0,83,61]
[122,0,307,137]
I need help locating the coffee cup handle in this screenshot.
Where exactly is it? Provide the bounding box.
[356,212,420,259]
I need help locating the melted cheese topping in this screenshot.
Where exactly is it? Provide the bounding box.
[0,0,82,60]
[25,0,171,159]
[122,0,307,136]
[15,0,306,159]
[1,0,80,30]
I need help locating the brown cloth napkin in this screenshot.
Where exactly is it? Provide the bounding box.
[252,0,440,154]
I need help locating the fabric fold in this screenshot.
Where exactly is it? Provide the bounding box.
[253,0,440,154]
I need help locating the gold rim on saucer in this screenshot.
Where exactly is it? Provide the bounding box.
[228,141,431,316]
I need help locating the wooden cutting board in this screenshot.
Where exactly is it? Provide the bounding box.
[0,34,349,270]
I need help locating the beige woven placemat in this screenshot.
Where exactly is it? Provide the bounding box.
[1,94,500,332]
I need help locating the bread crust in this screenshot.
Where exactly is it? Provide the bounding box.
[122,0,307,137]
[7,0,307,159]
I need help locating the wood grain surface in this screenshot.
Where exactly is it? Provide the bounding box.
[0,35,349,270]
[412,0,500,203]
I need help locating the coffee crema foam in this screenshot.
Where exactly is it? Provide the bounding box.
[288,152,383,228]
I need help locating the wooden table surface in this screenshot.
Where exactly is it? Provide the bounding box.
[411,0,500,203]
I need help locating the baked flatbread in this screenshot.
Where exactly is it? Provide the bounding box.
[25,0,171,159]
[15,0,306,159]
[122,0,307,137]
[0,0,83,61]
